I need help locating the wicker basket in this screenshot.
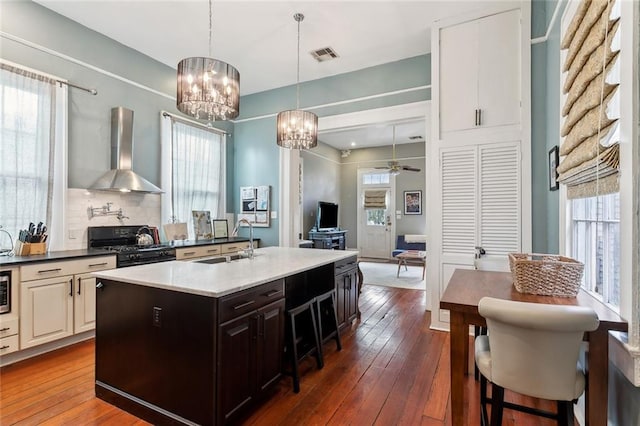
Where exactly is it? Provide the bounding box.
[508,253,584,297]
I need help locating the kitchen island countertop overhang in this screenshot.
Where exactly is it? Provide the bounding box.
[92,246,358,297]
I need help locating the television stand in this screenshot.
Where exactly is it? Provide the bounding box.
[308,229,347,250]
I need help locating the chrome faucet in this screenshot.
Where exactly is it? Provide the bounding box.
[231,218,254,259]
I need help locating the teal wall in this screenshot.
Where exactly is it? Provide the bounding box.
[544,0,565,254]
[234,55,431,246]
[0,1,235,209]
[531,0,564,254]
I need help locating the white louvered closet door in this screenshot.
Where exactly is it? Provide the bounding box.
[436,141,522,325]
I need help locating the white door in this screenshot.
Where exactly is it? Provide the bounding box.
[21,276,74,349]
[74,273,97,333]
[439,18,480,134]
[477,9,522,129]
[357,170,394,259]
[360,190,392,258]
[431,141,523,327]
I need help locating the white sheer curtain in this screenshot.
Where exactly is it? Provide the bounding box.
[160,113,225,239]
[0,62,66,251]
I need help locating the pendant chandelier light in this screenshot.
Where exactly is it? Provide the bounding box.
[276,13,318,149]
[176,0,240,121]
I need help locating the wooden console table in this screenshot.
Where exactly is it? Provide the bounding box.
[440,269,627,426]
[308,229,347,250]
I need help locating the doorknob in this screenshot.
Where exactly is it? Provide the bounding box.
[474,246,486,259]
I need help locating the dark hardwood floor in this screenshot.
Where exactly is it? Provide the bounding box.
[0,285,557,425]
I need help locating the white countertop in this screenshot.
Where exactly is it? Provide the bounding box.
[92,246,358,297]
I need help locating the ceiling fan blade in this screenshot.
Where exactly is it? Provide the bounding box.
[401,166,421,172]
[374,166,391,170]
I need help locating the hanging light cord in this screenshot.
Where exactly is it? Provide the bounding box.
[295,13,303,109]
[208,0,212,57]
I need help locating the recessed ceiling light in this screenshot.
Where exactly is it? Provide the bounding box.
[350,141,356,147]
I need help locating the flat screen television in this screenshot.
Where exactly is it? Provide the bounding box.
[317,201,339,231]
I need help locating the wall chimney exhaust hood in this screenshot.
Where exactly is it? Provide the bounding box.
[88,107,163,194]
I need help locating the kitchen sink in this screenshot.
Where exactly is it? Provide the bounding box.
[194,254,246,264]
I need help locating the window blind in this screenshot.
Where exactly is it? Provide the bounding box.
[558,0,621,199]
[363,189,386,209]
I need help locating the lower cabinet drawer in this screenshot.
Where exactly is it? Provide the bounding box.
[219,280,284,323]
[220,242,250,254]
[0,316,19,338]
[0,334,19,355]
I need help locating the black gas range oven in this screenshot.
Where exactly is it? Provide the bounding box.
[88,226,176,268]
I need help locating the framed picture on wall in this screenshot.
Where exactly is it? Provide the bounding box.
[404,190,422,215]
[549,146,560,191]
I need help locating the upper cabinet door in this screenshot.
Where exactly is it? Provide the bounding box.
[439,19,480,134]
[477,9,521,130]
[437,8,522,138]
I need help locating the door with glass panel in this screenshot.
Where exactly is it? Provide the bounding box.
[358,171,394,259]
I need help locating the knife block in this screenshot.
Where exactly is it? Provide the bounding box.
[15,241,47,256]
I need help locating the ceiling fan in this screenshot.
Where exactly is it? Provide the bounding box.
[375,125,421,175]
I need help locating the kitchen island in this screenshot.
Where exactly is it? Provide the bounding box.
[92,246,358,426]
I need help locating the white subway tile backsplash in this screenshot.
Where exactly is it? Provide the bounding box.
[65,188,161,250]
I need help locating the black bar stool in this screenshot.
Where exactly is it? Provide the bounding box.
[314,289,342,352]
[286,298,323,393]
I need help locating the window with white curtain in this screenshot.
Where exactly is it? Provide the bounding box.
[160,114,226,239]
[0,62,66,251]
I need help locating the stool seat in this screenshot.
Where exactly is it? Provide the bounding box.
[286,298,323,393]
[315,289,342,351]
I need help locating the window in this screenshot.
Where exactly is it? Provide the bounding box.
[0,62,66,251]
[363,173,390,185]
[366,209,386,226]
[571,193,620,308]
[160,115,226,239]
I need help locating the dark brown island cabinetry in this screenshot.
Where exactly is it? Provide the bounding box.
[94,251,359,425]
[95,278,285,426]
[217,281,285,423]
[334,256,359,328]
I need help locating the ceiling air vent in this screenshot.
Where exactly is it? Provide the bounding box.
[409,135,424,141]
[310,47,339,62]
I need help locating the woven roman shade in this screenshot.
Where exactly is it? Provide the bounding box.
[363,190,387,209]
[558,0,621,199]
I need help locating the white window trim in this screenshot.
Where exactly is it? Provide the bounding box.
[559,0,640,386]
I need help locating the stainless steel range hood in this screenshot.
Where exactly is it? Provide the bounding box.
[88,107,163,194]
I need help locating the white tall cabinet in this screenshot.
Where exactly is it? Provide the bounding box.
[428,3,531,330]
[439,9,522,135]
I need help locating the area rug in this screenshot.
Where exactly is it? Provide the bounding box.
[359,261,425,290]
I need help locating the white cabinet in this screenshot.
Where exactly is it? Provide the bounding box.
[74,273,97,333]
[20,256,115,349]
[438,8,521,137]
[429,4,531,330]
[20,275,74,348]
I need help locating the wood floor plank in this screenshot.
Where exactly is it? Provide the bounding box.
[0,285,570,425]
